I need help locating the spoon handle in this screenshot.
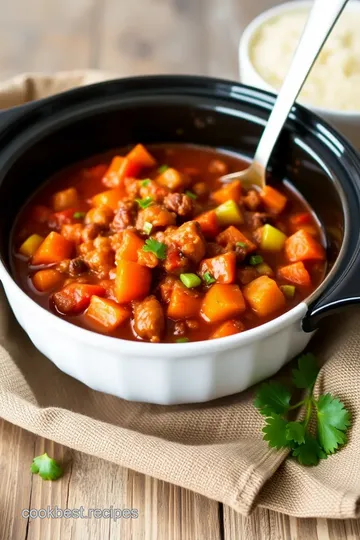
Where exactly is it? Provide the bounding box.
[253,0,349,175]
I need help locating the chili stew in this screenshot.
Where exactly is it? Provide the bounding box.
[12,144,327,343]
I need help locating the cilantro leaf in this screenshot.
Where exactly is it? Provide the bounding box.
[254,381,291,417]
[316,394,351,454]
[30,453,63,481]
[292,353,319,389]
[292,435,327,466]
[142,238,167,260]
[262,414,291,449]
[286,421,306,445]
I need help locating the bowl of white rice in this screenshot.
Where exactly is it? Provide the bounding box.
[239,0,360,146]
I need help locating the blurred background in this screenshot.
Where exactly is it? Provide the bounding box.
[0,0,283,81]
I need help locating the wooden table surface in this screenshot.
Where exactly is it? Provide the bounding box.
[1,0,360,538]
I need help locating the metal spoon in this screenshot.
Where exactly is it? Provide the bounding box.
[220,0,349,190]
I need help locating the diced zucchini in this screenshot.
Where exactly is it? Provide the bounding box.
[19,234,44,258]
[260,224,287,251]
[280,284,296,298]
[214,200,243,226]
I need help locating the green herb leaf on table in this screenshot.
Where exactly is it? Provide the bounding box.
[254,353,351,467]
[292,353,319,389]
[262,414,291,449]
[316,394,351,454]
[30,453,63,481]
[136,196,154,209]
[254,381,291,416]
[142,238,167,260]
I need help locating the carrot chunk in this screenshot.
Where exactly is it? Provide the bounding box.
[210,320,245,339]
[52,283,106,314]
[32,269,63,292]
[156,168,188,191]
[32,232,73,265]
[116,230,144,262]
[126,144,157,169]
[102,156,126,188]
[115,260,152,303]
[285,229,325,262]
[194,210,220,238]
[52,187,78,212]
[278,262,312,287]
[211,180,242,205]
[243,276,285,317]
[201,284,246,323]
[199,252,236,284]
[216,226,256,251]
[260,185,287,214]
[86,295,130,331]
[92,188,124,211]
[61,224,84,245]
[168,285,202,320]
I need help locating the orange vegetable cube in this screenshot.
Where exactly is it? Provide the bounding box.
[115,260,152,303]
[285,229,325,262]
[216,226,256,251]
[210,320,245,339]
[156,168,188,191]
[52,283,106,314]
[194,210,220,238]
[211,180,242,205]
[278,262,312,287]
[243,276,285,317]
[52,187,78,212]
[168,285,202,320]
[92,188,124,211]
[32,269,63,292]
[19,234,44,258]
[32,232,73,265]
[260,185,287,214]
[199,252,236,284]
[86,296,131,331]
[126,144,157,169]
[61,224,84,245]
[201,284,246,323]
[116,230,144,262]
[102,156,126,188]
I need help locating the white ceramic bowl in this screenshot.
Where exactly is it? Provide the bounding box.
[239,0,360,146]
[0,76,360,405]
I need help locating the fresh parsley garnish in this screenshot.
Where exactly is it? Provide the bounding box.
[30,453,63,481]
[249,254,263,266]
[142,238,167,260]
[158,165,169,174]
[73,211,86,219]
[141,179,151,187]
[185,190,197,200]
[136,196,154,209]
[203,271,216,285]
[254,353,351,466]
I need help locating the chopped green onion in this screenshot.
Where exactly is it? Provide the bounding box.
[73,211,86,219]
[249,255,263,266]
[203,271,216,285]
[143,221,153,235]
[236,242,247,249]
[141,179,151,187]
[280,285,296,298]
[158,165,169,174]
[176,337,189,343]
[185,190,197,200]
[180,273,202,288]
[136,196,154,209]
[142,238,167,260]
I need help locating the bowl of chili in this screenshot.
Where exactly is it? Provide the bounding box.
[0,76,359,404]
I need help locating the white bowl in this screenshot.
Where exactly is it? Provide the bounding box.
[239,0,360,146]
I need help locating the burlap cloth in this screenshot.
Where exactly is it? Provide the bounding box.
[0,71,359,519]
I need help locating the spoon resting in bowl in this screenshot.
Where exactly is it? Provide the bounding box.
[220,0,349,190]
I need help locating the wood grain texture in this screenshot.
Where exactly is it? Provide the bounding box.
[1,0,360,538]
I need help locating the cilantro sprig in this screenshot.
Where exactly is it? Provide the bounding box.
[30,453,63,481]
[254,353,351,466]
[142,238,167,260]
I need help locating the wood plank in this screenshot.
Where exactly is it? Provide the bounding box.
[0,0,97,79]
[99,0,205,75]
